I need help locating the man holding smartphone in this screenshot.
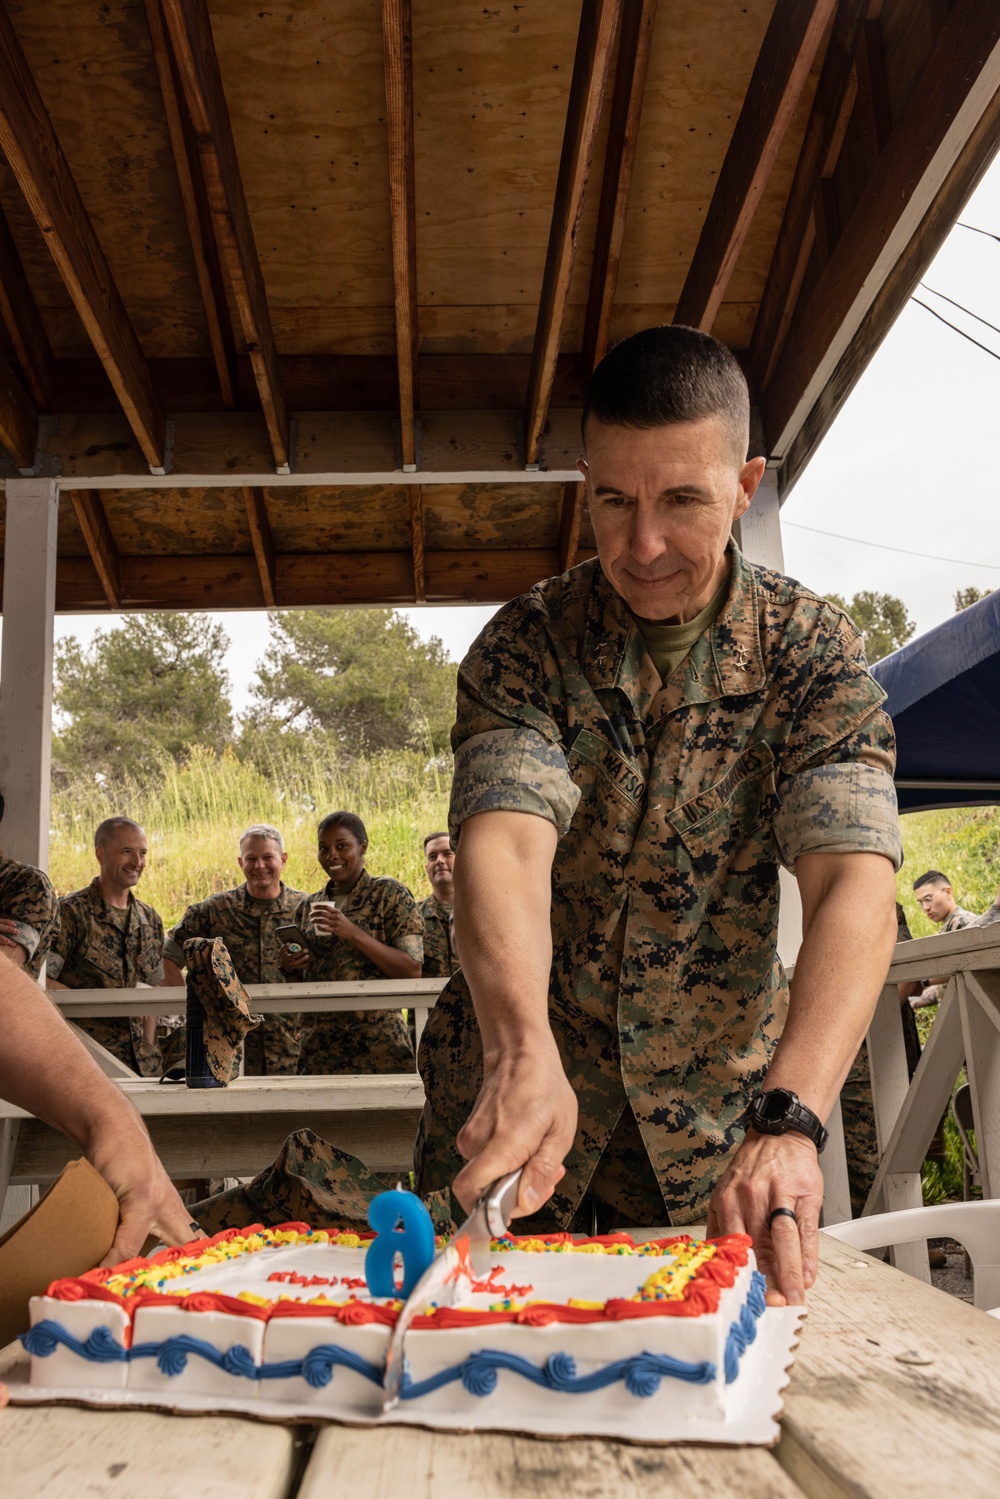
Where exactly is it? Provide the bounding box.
[163,824,306,1075]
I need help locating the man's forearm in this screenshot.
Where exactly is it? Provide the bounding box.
[0,961,137,1148]
[453,810,558,1057]
[765,851,898,1119]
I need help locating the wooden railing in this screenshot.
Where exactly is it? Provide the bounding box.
[820,924,1000,1282]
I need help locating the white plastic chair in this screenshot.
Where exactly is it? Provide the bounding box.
[822,1199,1000,1312]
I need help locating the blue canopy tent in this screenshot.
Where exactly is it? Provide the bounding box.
[870,591,1000,814]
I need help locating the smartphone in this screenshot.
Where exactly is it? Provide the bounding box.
[276,924,311,952]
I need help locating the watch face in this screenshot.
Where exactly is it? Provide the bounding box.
[759,1088,794,1122]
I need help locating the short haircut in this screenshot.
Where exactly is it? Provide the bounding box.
[239,823,284,852]
[95,816,143,849]
[423,831,452,850]
[582,324,749,462]
[913,870,951,891]
[318,810,368,845]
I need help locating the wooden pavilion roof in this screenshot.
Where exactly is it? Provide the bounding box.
[1,0,999,612]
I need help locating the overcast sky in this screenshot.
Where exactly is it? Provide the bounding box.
[39,155,1000,714]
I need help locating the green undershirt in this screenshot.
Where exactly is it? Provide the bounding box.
[633,579,729,682]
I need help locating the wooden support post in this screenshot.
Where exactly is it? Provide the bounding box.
[735,468,784,571]
[558,480,585,574]
[673,0,836,332]
[523,0,621,466]
[381,0,419,471]
[408,484,425,602]
[580,0,659,376]
[0,202,54,410]
[959,969,1000,1199]
[0,8,166,471]
[241,486,277,607]
[819,1098,852,1226]
[0,478,58,870]
[160,0,290,473]
[143,0,237,409]
[750,0,867,389]
[67,490,122,609]
[0,347,36,470]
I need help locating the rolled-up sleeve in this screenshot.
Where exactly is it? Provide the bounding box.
[774,762,902,870]
[448,597,580,843]
[774,603,902,870]
[450,727,581,840]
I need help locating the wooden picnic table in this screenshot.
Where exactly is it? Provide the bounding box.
[3,1232,999,1497]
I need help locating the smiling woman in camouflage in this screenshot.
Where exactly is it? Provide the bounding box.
[284,811,423,1074]
[415,325,902,1308]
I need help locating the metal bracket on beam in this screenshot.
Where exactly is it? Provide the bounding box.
[148,418,175,477]
[274,418,296,477]
[18,414,60,479]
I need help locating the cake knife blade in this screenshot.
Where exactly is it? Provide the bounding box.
[381,1167,522,1413]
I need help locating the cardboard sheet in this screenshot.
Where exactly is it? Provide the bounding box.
[0,1158,118,1347]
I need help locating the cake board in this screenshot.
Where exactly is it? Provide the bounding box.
[3,1304,804,1446]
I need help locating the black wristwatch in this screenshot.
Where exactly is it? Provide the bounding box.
[744,1088,828,1153]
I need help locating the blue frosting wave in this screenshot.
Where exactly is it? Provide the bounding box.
[23,1267,770,1398]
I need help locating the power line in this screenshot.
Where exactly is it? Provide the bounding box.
[911,297,1000,363]
[920,284,1000,340]
[957,221,1000,243]
[782,521,1000,572]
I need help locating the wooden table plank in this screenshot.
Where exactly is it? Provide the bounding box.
[0,1338,300,1499]
[299,1425,803,1498]
[0,1404,300,1499]
[778,1235,1000,1496]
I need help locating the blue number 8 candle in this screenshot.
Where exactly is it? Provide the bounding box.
[365,1190,436,1297]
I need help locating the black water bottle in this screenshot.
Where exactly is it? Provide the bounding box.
[185,985,225,1089]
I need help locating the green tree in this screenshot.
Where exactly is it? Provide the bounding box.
[54,613,232,785]
[825,590,916,664]
[239,609,457,760]
[954,586,992,612]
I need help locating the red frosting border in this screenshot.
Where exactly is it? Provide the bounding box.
[44,1225,752,1327]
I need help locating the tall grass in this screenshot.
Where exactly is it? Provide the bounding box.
[49,747,450,925]
[50,749,1000,935]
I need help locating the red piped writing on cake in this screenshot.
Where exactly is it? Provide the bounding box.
[266,1272,368,1289]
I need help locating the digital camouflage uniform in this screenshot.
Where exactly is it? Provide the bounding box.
[183,936,263,1084]
[415,545,902,1229]
[47,878,165,1076]
[165,883,307,1075]
[0,854,60,979]
[918,906,979,1005]
[192,1129,454,1237]
[977,903,1000,928]
[418,894,459,977]
[295,870,422,1073]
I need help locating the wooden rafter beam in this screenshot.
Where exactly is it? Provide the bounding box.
[763,0,1000,468]
[67,490,122,609]
[55,548,592,611]
[581,0,658,377]
[241,486,276,607]
[0,203,54,410]
[0,6,166,470]
[750,0,868,390]
[381,0,419,471]
[558,481,585,573]
[0,348,37,470]
[143,0,236,410]
[673,0,837,333]
[523,0,621,467]
[408,485,425,602]
[160,0,290,472]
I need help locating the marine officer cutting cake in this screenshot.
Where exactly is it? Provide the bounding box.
[415,324,902,1307]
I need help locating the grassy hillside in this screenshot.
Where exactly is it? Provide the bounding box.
[48,748,1000,932]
